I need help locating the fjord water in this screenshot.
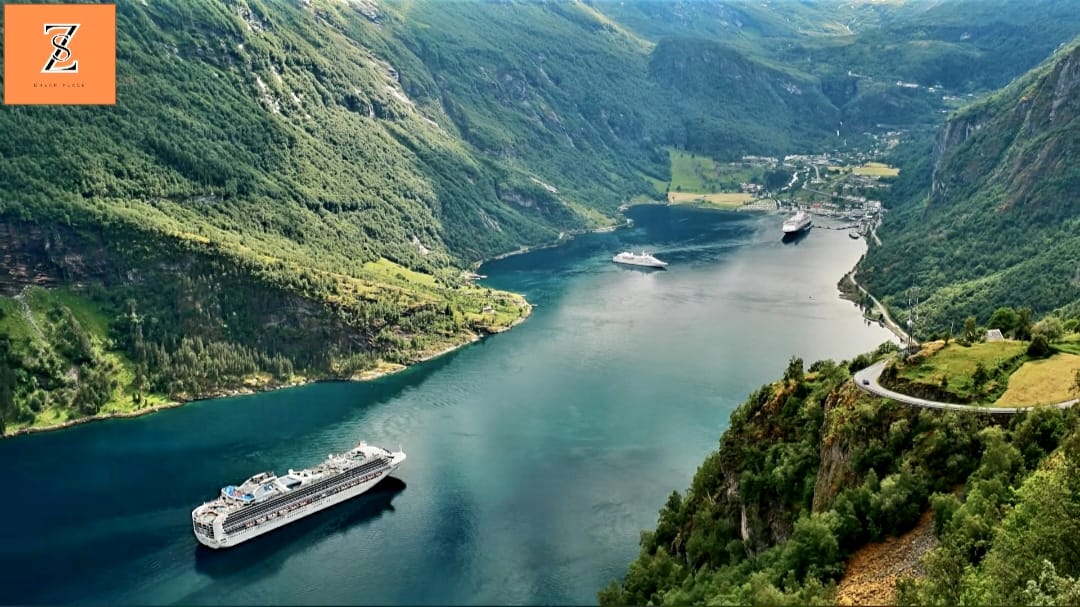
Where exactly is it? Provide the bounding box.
[0,206,893,605]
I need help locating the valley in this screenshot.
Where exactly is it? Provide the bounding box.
[1,1,1079,605]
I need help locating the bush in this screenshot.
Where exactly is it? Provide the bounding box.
[1027,335,1053,358]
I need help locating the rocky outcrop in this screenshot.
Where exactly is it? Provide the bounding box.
[929,112,983,203]
[0,222,113,295]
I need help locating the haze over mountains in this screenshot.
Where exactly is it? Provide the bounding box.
[0,0,1077,433]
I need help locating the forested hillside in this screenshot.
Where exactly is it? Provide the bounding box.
[2,0,1079,435]
[599,347,1080,605]
[860,38,1080,333]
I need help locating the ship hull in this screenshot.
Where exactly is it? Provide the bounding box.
[782,221,812,234]
[612,258,667,269]
[195,457,404,549]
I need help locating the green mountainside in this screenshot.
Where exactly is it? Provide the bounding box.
[0,0,556,433]
[1,0,1078,438]
[599,350,1080,605]
[860,38,1080,333]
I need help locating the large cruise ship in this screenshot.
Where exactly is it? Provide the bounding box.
[192,441,406,549]
[612,250,668,269]
[782,210,812,234]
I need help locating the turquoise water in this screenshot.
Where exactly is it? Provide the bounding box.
[0,206,894,605]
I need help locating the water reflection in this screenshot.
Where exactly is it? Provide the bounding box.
[781,228,812,244]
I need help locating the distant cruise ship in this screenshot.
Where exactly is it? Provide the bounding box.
[612,250,668,268]
[192,441,406,549]
[782,210,812,234]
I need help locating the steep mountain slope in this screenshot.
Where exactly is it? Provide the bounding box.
[0,0,550,434]
[385,0,668,214]
[599,0,1080,132]
[860,39,1080,331]
[2,0,1078,435]
[648,38,842,157]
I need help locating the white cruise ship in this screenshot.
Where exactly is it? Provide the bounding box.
[782,210,812,234]
[612,250,668,269]
[192,441,406,549]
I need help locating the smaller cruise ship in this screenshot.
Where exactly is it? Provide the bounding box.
[782,210,812,234]
[612,251,668,269]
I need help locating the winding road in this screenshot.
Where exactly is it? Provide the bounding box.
[846,270,915,347]
[853,359,1080,415]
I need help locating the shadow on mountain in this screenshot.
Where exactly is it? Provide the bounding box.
[781,228,811,244]
[193,476,406,579]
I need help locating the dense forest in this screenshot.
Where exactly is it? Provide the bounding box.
[599,342,1080,605]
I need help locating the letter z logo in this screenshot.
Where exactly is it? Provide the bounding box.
[4,4,115,105]
[42,24,80,73]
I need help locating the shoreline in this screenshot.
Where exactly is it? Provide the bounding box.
[3,301,534,440]
[839,266,915,346]
[471,217,633,269]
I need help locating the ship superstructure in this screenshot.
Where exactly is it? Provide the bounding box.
[192,441,405,549]
[612,251,668,268]
[782,210,812,234]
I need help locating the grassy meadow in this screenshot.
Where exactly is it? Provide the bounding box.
[995,354,1080,406]
[667,191,755,209]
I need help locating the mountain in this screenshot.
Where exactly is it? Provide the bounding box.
[0,0,561,434]
[646,38,843,157]
[2,0,1079,435]
[859,38,1080,332]
[598,349,1080,605]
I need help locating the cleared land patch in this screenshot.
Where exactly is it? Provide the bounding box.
[667,191,755,209]
[852,162,900,177]
[895,340,1027,402]
[899,341,1026,383]
[995,353,1080,406]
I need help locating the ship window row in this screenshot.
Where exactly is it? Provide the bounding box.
[224,460,387,526]
[224,469,387,533]
[223,467,387,533]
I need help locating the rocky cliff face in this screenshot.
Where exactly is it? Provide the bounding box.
[929,112,983,203]
[929,40,1080,211]
[0,223,114,295]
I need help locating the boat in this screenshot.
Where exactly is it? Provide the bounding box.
[612,251,668,269]
[191,440,406,549]
[849,230,861,239]
[782,210,812,234]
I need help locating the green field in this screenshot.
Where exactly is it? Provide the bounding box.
[667,191,755,209]
[896,340,1028,402]
[664,148,767,195]
[996,353,1080,406]
[852,162,900,177]
[1053,335,1080,355]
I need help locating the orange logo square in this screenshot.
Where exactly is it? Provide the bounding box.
[3,3,116,105]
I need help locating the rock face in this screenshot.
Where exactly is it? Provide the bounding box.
[929,113,982,203]
[0,223,111,295]
[929,40,1080,213]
